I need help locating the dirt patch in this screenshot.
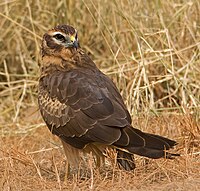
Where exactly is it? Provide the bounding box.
[0,114,199,191]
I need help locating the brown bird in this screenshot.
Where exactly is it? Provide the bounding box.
[38,24,179,171]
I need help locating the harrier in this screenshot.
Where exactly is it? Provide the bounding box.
[38,24,179,171]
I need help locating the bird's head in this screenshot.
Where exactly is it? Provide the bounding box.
[41,24,79,59]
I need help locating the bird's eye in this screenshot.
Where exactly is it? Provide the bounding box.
[53,34,66,42]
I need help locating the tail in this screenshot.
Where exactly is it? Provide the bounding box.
[114,126,179,170]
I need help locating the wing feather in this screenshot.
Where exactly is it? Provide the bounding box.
[38,69,131,147]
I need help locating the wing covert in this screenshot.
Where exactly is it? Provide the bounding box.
[38,69,131,148]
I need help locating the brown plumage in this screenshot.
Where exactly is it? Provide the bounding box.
[38,24,179,171]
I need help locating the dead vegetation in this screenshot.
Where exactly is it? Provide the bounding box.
[0,0,200,190]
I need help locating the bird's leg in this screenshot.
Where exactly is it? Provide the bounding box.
[83,144,106,169]
[63,160,70,181]
[61,140,81,179]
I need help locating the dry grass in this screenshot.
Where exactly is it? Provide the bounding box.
[0,0,200,190]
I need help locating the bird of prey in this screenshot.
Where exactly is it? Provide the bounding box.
[38,24,179,171]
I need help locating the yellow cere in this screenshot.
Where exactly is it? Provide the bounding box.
[70,35,76,42]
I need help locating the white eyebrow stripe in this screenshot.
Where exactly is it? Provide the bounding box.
[52,31,65,36]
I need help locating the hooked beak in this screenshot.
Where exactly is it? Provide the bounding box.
[70,36,79,49]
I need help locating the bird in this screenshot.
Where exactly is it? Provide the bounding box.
[38,24,179,171]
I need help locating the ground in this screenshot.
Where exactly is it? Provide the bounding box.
[0,110,199,190]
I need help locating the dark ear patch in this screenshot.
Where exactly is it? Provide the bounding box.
[44,33,62,51]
